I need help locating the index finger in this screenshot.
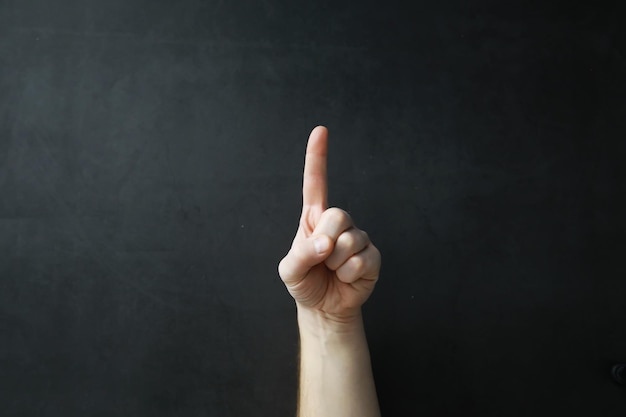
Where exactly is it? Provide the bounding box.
[302,125,328,209]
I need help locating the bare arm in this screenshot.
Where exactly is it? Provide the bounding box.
[278,126,381,417]
[297,307,380,417]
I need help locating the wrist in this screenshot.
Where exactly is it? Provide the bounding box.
[296,303,364,339]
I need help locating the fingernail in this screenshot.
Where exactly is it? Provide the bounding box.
[314,237,329,254]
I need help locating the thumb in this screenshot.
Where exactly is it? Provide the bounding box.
[278,235,333,285]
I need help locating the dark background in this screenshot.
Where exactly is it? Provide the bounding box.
[1,0,625,415]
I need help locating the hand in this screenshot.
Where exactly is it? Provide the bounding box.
[278,126,381,324]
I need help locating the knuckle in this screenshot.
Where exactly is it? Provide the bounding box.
[326,207,351,224]
[371,245,382,265]
[337,231,356,247]
[350,256,365,272]
[370,249,382,277]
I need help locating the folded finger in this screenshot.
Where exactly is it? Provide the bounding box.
[335,244,381,284]
[324,228,370,271]
[310,207,353,242]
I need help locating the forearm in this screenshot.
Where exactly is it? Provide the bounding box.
[297,306,381,417]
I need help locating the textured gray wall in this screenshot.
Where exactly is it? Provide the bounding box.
[1,1,625,415]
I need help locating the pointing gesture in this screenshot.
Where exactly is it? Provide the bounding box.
[302,125,328,212]
[278,126,381,323]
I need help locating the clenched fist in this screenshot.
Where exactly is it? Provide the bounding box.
[278,126,381,324]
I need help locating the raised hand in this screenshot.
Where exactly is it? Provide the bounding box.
[278,126,381,323]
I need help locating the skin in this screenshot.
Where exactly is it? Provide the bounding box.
[278,126,382,417]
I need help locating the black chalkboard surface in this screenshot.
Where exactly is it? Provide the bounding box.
[1,1,625,416]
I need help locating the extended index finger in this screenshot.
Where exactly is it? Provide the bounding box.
[302,126,328,209]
